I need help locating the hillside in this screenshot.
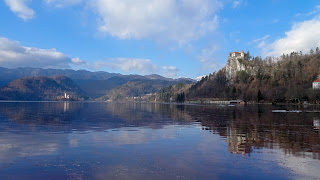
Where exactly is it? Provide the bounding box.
[99,79,194,101]
[155,50,320,103]
[0,76,86,101]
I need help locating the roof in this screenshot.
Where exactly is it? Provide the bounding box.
[313,79,320,83]
[232,52,241,54]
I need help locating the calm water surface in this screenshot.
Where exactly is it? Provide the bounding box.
[0,102,319,180]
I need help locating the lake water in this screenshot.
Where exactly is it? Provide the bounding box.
[0,102,319,180]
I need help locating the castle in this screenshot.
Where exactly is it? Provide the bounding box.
[229,50,245,59]
[225,50,247,79]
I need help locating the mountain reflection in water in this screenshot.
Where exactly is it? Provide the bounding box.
[0,102,319,179]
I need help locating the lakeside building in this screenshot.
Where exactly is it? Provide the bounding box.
[313,79,320,89]
[64,92,70,99]
[57,92,70,100]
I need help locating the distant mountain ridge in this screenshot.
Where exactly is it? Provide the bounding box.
[0,75,86,101]
[0,67,195,83]
[0,67,195,100]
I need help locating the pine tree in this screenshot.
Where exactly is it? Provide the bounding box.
[310,49,314,54]
[257,90,263,102]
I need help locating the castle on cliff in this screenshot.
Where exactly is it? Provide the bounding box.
[225,50,247,79]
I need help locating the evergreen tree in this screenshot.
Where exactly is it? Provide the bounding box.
[310,49,314,54]
[257,90,263,102]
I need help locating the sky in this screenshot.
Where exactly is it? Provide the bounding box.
[0,0,320,79]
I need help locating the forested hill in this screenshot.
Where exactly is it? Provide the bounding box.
[156,50,320,103]
[0,76,86,101]
[99,79,194,101]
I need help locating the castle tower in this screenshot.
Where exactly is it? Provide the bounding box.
[241,50,244,58]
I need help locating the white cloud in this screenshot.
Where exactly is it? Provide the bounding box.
[0,37,74,68]
[71,57,85,65]
[162,66,179,78]
[295,13,301,17]
[4,0,35,20]
[93,58,158,75]
[251,35,270,44]
[306,8,320,16]
[92,0,222,44]
[232,1,240,8]
[250,35,270,49]
[262,16,320,57]
[198,45,218,63]
[231,0,246,9]
[93,58,179,77]
[197,44,224,71]
[294,6,320,18]
[44,0,82,8]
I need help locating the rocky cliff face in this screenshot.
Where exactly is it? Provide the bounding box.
[225,56,247,79]
[225,54,258,80]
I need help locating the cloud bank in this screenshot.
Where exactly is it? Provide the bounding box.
[4,0,35,20]
[5,0,222,45]
[0,37,82,68]
[94,58,157,74]
[162,66,179,78]
[93,58,179,78]
[262,16,320,57]
[0,37,179,77]
[93,0,222,44]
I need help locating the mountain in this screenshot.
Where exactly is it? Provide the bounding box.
[0,75,86,101]
[0,67,195,98]
[0,67,118,80]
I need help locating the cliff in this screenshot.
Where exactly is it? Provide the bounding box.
[225,51,257,79]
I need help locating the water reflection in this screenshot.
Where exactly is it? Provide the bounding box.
[0,102,319,179]
[184,105,320,159]
[314,118,320,130]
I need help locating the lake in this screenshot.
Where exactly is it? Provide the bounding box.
[0,102,319,180]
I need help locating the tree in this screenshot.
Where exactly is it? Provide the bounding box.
[246,51,252,60]
[237,70,251,84]
[257,89,263,102]
[176,92,185,102]
[232,86,236,99]
[310,49,314,54]
[316,47,320,54]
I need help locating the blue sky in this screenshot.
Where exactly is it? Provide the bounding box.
[0,0,320,79]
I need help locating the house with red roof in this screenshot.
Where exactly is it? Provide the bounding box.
[229,50,244,58]
[313,79,320,89]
